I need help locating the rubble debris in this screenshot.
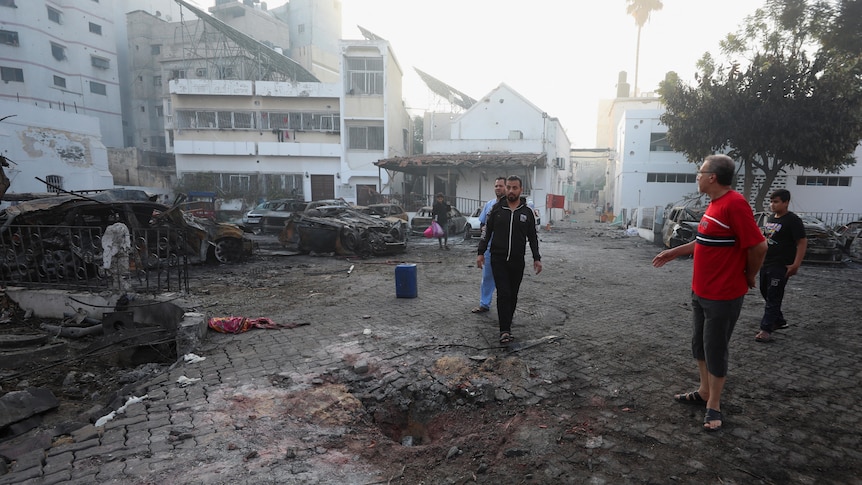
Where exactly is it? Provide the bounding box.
[0,388,59,432]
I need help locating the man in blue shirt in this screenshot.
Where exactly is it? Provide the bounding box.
[472,176,506,314]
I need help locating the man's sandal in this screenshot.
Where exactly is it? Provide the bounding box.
[674,391,706,404]
[704,408,723,432]
[499,332,513,344]
[471,306,490,314]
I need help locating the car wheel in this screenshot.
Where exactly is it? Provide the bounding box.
[210,238,240,264]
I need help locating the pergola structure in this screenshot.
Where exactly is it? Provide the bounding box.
[374,153,547,211]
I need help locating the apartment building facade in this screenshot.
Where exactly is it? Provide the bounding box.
[1,0,123,148]
[168,38,412,205]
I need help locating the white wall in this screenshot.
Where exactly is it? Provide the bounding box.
[0,101,114,195]
[614,108,862,215]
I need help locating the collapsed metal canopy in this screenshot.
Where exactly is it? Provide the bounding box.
[414,68,477,111]
[375,153,546,176]
[175,0,319,82]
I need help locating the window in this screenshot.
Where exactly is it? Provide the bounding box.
[0,66,24,83]
[140,106,146,112]
[153,75,162,86]
[91,56,109,69]
[47,6,61,23]
[796,176,850,187]
[1,0,18,7]
[171,69,186,79]
[45,175,63,193]
[348,125,384,150]
[51,42,66,61]
[261,112,339,132]
[0,30,18,46]
[53,75,66,88]
[89,22,102,35]
[195,68,207,77]
[156,106,163,117]
[151,45,161,55]
[346,57,384,95]
[646,172,697,183]
[649,133,672,152]
[298,24,305,34]
[228,175,250,193]
[89,81,106,95]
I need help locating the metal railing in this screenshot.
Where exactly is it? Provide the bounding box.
[0,225,189,293]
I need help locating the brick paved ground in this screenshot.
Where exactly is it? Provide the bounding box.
[2,220,860,484]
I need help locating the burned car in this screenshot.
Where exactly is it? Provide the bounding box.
[753,212,844,264]
[355,203,409,223]
[278,205,407,257]
[0,190,253,286]
[835,220,862,262]
[661,206,705,248]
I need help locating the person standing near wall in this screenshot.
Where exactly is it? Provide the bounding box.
[755,189,807,343]
[652,154,767,431]
[476,176,542,344]
[472,177,507,314]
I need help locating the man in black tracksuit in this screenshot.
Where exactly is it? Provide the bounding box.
[476,175,542,344]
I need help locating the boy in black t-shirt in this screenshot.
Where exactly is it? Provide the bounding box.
[756,189,808,343]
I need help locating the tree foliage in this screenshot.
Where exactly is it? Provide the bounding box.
[659,0,862,209]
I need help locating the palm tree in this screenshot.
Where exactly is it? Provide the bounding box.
[626,0,663,96]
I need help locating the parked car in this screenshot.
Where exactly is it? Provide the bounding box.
[411,206,467,236]
[242,199,284,231]
[258,199,307,234]
[661,206,706,248]
[464,207,483,239]
[754,212,844,263]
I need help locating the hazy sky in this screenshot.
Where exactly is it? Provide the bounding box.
[186,0,763,147]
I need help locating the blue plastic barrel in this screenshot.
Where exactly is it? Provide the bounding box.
[395,264,418,298]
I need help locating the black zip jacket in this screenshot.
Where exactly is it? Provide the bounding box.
[477,197,541,262]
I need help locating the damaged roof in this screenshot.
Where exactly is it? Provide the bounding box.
[375,153,546,176]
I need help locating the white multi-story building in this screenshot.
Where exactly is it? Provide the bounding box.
[124,0,341,152]
[609,107,862,216]
[1,0,123,148]
[168,37,412,204]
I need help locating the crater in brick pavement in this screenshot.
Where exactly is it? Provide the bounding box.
[367,395,445,446]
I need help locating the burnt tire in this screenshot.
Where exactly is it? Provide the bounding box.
[341,229,359,252]
[210,238,241,264]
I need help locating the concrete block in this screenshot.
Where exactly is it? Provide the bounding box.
[176,312,208,356]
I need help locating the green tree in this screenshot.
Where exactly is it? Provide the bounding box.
[626,0,664,96]
[659,0,862,208]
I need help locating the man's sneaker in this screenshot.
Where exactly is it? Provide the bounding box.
[772,321,789,331]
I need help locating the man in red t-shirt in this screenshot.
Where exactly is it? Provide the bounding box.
[653,154,767,431]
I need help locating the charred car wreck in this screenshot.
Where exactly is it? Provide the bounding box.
[278,205,407,257]
[0,190,253,288]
